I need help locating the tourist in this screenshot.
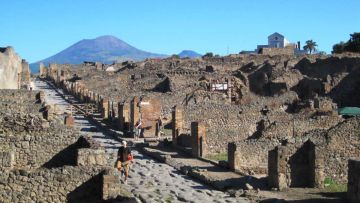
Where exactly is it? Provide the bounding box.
[134,119,142,140]
[116,141,133,184]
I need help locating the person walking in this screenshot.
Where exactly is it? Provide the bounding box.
[134,119,142,140]
[116,141,133,184]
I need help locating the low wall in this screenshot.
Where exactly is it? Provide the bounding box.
[0,166,133,202]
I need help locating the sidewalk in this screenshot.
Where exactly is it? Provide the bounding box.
[139,145,268,191]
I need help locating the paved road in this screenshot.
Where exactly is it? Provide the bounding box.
[35,79,249,203]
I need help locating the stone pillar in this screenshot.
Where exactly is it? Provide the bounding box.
[39,62,46,77]
[191,122,207,158]
[74,82,79,98]
[44,105,54,121]
[227,78,232,103]
[313,145,325,188]
[172,105,183,146]
[79,87,85,102]
[94,93,98,105]
[348,158,360,203]
[228,142,240,171]
[108,100,112,120]
[36,91,45,103]
[117,102,129,131]
[101,98,109,119]
[268,146,288,190]
[64,115,75,127]
[130,96,140,132]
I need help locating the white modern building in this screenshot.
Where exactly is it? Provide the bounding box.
[240,32,306,55]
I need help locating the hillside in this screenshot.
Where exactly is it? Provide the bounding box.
[30,35,167,72]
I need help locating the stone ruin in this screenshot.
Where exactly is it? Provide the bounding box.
[40,52,360,199]
[0,89,134,202]
[54,77,163,138]
[267,140,324,190]
[0,46,32,90]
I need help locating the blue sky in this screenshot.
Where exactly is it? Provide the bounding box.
[1,0,359,63]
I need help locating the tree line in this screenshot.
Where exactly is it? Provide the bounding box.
[332,32,360,54]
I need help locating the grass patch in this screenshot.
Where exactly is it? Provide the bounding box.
[323,177,347,192]
[205,152,227,161]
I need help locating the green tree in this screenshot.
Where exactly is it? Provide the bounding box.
[303,40,318,54]
[332,41,346,54]
[332,32,360,54]
[171,54,180,59]
[347,32,360,52]
[203,52,214,58]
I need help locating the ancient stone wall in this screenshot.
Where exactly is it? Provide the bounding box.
[268,141,324,190]
[260,47,295,56]
[0,166,110,202]
[0,90,93,170]
[0,126,89,169]
[20,59,31,89]
[322,117,360,183]
[0,47,23,89]
[77,148,107,167]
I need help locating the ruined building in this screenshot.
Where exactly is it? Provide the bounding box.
[0,46,31,89]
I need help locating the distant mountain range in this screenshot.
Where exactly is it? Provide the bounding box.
[178,50,202,58]
[30,35,202,73]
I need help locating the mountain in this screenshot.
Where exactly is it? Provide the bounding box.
[30,35,167,72]
[178,50,202,58]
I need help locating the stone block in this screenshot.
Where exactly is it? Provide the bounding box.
[101,98,109,119]
[102,170,134,201]
[117,102,129,131]
[268,146,288,190]
[64,115,75,127]
[228,142,241,171]
[138,97,161,138]
[77,149,107,166]
[0,150,15,169]
[191,122,207,158]
[172,105,183,146]
[130,96,140,132]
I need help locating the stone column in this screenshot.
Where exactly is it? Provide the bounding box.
[117,102,129,131]
[268,146,288,190]
[348,158,360,203]
[130,96,140,132]
[39,62,46,77]
[101,98,109,119]
[228,142,240,171]
[108,100,112,120]
[191,122,207,158]
[172,105,183,146]
[312,145,325,188]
